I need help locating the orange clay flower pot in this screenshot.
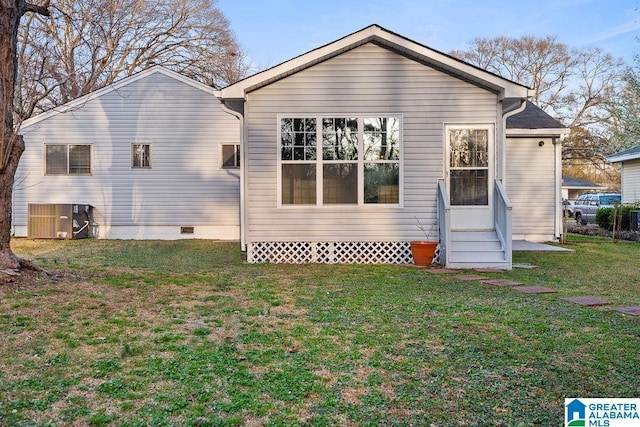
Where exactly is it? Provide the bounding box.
[410,241,438,266]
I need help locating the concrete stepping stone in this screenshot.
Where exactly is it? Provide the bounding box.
[512,263,538,269]
[454,274,486,281]
[474,268,503,273]
[613,306,640,316]
[425,268,458,274]
[562,297,610,307]
[481,279,524,287]
[514,286,557,294]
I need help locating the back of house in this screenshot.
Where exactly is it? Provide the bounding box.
[13,67,241,240]
[13,26,568,269]
[218,25,568,268]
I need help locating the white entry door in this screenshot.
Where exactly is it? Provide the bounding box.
[446,125,494,230]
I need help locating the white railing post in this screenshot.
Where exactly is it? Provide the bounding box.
[437,179,451,266]
[494,180,512,266]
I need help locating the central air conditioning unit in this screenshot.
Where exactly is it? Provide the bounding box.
[28,204,93,239]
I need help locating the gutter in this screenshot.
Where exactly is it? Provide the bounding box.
[502,98,527,119]
[219,101,247,251]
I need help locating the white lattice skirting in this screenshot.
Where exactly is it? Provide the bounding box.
[247,241,437,264]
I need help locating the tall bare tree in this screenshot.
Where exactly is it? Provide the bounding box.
[610,53,640,153]
[1,0,50,270]
[451,36,626,167]
[15,0,250,121]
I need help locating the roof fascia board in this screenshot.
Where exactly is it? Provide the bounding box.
[21,66,216,129]
[373,29,528,99]
[219,25,529,100]
[219,26,380,99]
[506,128,571,137]
[607,153,640,163]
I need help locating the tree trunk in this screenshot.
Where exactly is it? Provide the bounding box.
[0,1,49,270]
[0,137,24,270]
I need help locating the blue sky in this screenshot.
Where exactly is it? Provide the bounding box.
[217,0,640,71]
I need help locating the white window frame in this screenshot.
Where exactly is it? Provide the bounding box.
[277,114,403,208]
[44,143,93,176]
[445,123,495,207]
[220,143,241,169]
[131,143,152,169]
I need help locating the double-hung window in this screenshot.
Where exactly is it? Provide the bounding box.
[45,144,92,175]
[279,116,401,206]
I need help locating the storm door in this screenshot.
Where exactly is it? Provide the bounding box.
[446,125,494,230]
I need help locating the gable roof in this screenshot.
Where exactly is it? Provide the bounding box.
[507,101,566,129]
[505,100,570,137]
[218,24,529,100]
[20,66,217,129]
[606,145,640,163]
[562,176,604,190]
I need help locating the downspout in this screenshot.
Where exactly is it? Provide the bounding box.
[554,133,569,241]
[219,101,247,251]
[553,136,561,241]
[501,98,527,182]
[499,97,526,262]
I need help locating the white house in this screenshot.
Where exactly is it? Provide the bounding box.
[607,145,640,203]
[14,66,241,240]
[217,25,569,268]
[14,25,569,269]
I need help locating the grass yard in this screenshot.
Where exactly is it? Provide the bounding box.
[1,235,639,426]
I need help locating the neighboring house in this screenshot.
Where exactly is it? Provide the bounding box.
[561,176,605,200]
[607,145,640,204]
[14,25,569,269]
[13,66,241,240]
[217,25,569,268]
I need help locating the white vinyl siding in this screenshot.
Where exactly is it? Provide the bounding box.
[505,137,556,241]
[14,70,241,239]
[621,159,640,204]
[243,43,499,243]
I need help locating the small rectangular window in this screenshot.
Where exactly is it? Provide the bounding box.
[132,144,151,168]
[45,144,91,175]
[221,144,240,168]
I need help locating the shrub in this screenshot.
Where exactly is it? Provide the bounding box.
[595,205,640,231]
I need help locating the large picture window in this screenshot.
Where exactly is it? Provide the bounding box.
[279,116,401,206]
[45,144,91,175]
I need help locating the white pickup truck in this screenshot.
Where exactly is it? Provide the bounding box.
[573,193,621,225]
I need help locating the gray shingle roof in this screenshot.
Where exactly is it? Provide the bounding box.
[606,145,640,163]
[506,101,566,129]
[562,176,603,189]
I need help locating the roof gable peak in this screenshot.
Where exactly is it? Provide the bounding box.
[218,24,529,100]
[21,66,217,129]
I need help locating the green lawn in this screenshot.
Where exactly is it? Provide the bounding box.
[1,235,638,426]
